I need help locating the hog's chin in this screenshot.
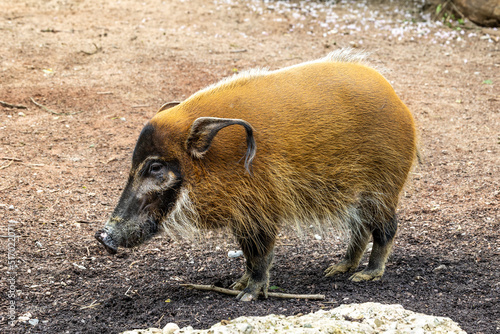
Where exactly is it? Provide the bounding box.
[120,216,160,249]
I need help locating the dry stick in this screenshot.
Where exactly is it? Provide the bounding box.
[80,43,102,56]
[128,260,140,268]
[79,300,101,310]
[180,284,325,300]
[0,100,27,109]
[155,314,165,328]
[0,184,14,191]
[30,97,84,116]
[1,157,22,162]
[0,160,14,170]
[76,220,93,224]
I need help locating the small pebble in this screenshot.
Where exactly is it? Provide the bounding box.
[18,312,32,321]
[228,250,243,258]
[72,263,87,270]
[162,323,180,334]
[433,264,448,272]
[28,319,39,326]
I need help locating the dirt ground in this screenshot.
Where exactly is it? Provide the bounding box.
[0,0,498,333]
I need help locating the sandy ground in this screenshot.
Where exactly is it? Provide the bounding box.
[0,0,498,333]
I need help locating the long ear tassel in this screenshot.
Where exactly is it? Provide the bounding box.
[187,117,257,175]
[236,120,256,175]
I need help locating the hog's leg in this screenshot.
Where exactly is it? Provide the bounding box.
[324,225,371,277]
[231,229,276,301]
[350,214,397,282]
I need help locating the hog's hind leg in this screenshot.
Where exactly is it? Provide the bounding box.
[324,224,371,277]
[349,214,397,282]
[231,228,276,302]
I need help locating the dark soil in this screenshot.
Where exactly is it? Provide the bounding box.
[1,0,498,333]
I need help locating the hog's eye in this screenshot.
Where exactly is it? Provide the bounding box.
[149,162,164,175]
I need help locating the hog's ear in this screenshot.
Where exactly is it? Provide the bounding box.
[186,117,256,173]
[157,101,181,113]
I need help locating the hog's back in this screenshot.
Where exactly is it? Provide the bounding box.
[182,61,416,182]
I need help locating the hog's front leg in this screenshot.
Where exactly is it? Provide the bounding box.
[231,229,276,301]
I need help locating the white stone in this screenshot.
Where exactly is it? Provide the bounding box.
[28,319,39,326]
[162,323,180,334]
[228,250,243,258]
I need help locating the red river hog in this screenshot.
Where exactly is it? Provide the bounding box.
[95,49,418,301]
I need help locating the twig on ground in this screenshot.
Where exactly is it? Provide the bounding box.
[0,100,27,109]
[1,157,22,162]
[0,160,14,170]
[40,28,61,33]
[230,49,247,53]
[80,43,102,55]
[79,300,101,310]
[0,184,14,191]
[180,284,325,300]
[129,260,140,268]
[155,314,165,327]
[76,220,93,224]
[30,97,84,116]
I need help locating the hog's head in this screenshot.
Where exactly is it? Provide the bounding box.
[95,102,256,254]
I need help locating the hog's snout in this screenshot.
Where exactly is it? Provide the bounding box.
[95,229,118,254]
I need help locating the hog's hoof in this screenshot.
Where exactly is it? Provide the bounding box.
[349,269,383,282]
[324,261,357,277]
[233,279,268,302]
[235,285,268,302]
[236,290,257,302]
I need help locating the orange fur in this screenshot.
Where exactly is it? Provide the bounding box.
[149,52,417,244]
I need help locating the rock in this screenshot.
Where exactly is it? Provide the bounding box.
[228,250,243,258]
[433,264,448,272]
[452,0,500,27]
[28,319,39,326]
[120,303,466,334]
[18,312,32,322]
[163,323,180,334]
[72,263,87,270]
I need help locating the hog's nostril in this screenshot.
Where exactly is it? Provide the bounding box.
[95,229,118,254]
